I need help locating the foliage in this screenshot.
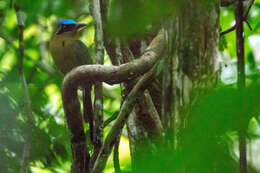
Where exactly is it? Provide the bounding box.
[0,0,260,173]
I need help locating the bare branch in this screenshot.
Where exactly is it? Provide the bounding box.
[243,0,255,19]
[113,37,122,173]
[62,30,165,87]
[143,91,164,134]
[137,90,164,139]
[102,112,119,128]
[14,4,34,173]
[113,134,121,173]
[245,20,252,30]
[92,0,104,64]
[235,0,247,173]
[91,0,105,165]
[236,0,246,94]
[220,0,255,36]
[220,25,236,36]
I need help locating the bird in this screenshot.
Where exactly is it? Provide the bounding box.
[50,19,94,142]
[50,19,92,73]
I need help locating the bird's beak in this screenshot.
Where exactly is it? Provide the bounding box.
[56,26,62,35]
[76,23,87,31]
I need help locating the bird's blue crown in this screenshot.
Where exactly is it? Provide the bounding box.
[59,19,77,25]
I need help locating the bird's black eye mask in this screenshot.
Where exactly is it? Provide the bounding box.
[56,24,76,35]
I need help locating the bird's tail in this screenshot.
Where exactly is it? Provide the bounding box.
[83,85,94,143]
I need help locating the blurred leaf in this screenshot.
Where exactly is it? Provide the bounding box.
[107,0,176,40]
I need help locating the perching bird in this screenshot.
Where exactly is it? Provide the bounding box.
[50,19,92,73]
[50,19,94,142]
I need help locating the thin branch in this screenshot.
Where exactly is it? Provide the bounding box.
[137,90,164,138]
[115,38,123,64]
[243,0,255,20]
[143,91,164,134]
[113,134,121,173]
[220,25,236,36]
[235,0,247,173]
[236,0,246,102]
[99,0,118,66]
[102,112,119,128]
[113,37,122,173]
[92,0,104,64]
[91,0,105,167]
[245,20,252,31]
[91,64,158,173]
[220,0,255,36]
[239,130,248,173]
[14,4,34,173]
[113,38,122,173]
[126,46,135,61]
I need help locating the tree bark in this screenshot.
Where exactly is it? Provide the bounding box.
[173,1,220,135]
[172,1,220,173]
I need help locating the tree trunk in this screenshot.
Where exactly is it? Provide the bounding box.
[127,1,220,172]
[173,1,220,138]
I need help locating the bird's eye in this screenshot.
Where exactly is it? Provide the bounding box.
[59,24,75,34]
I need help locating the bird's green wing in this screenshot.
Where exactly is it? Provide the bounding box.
[73,40,93,65]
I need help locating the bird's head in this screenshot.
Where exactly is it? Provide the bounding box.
[55,19,86,35]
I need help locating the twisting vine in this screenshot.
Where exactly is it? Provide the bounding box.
[62,29,166,173]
